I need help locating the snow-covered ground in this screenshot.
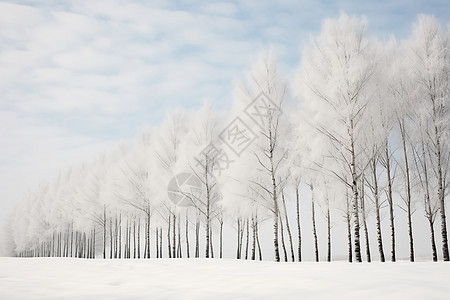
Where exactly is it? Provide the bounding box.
[0,258,449,299]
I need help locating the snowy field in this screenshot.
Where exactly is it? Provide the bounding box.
[0,258,449,299]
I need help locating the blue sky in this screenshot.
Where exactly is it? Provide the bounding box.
[0,0,448,223]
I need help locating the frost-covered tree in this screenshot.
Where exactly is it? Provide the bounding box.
[407,15,450,261]
[297,14,377,262]
[228,50,289,262]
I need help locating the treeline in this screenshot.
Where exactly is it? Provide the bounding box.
[6,14,449,262]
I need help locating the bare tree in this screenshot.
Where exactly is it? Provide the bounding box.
[408,15,450,261]
[298,14,377,262]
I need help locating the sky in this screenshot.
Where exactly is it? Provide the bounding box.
[0,0,449,259]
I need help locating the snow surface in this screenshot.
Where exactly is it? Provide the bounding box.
[0,258,449,299]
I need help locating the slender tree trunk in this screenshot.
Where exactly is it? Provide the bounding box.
[205,167,211,259]
[177,214,182,258]
[168,216,172,258]
[159,228,162,258]
[346,190,352,263]
[63,230,67,258]
[118,214,122,259]
[114,216,118,259]
[219,218,223,259]
[279,215,288,262]
[103,207,106,259]
[434,116,449,261]
[156,227,159,258]
[422,141,438,262]
[327,206,331,262]
[296,185,302,262]
[360,179,371,263]
[429,218,438,262]
[93,228,96,259]
[146,212,151,259]
[350,120,362,262]
[371,158,385,262]
[124,220,128,258]
[133,219,136,259]
[256,219,262,261]
[110,219,113,259]
[311,185,319,262]
[210,228,214,258]
[125,225,128,259]
[239,219,245,259]
[282,191,295,262]
[251,216,256,260]
[385,139,396,262]
[172,213,176,259]
[236,218,241,259]
[71,222,74,258]
[400,119,414,262]
[271,169,280,261]
[137,218,141,259]
[245,218,249,260]
[186,212,190,258]
[129,223,132,258]
[195,210,200,258]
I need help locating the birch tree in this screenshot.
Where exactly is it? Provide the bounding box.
[297,14,377,262]
[407,15,450,261]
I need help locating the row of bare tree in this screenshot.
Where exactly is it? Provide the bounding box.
[8,14,449,263]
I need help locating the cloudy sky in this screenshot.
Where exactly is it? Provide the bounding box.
[0,0,448,226]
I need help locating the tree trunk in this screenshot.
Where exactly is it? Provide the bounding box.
[435,119,449,261]
[256,218,262,261]
[245,218,249,260]
[219,218,223,259]
[346,190,352,263]
[251,216,256,260]
[422,141,438,262]
[195,211,200,258]
[133,219,136,259]
[178,214,182,258]
[93,228,96,259]
[172,213,176,259]
[400,119,414,262]
[429,218,438,262]
[350,120,362,262]
[210,228,214,258]
[282,191,295,262]
[205,169,211,259]
[118,214,122,259]
[159,228,162,258]
[114,216,118,258]
[279,215,288,262]
[311,185,319,262]
[167,217,172,258]
[186,212,190,258]
[327,206,331,262]
[371,158,385,262]
[103,207,107,259]
[236,218,241,259]
[239,219,245,259]
[271,174,280,262]
[385,139,396,262]
[70,222,74,258]
[296,185,302,262]
[361,179,371,263]
[156,227,159,258]
[137,218,141,259]
[110,219,113,259]
[147,212,151,259]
